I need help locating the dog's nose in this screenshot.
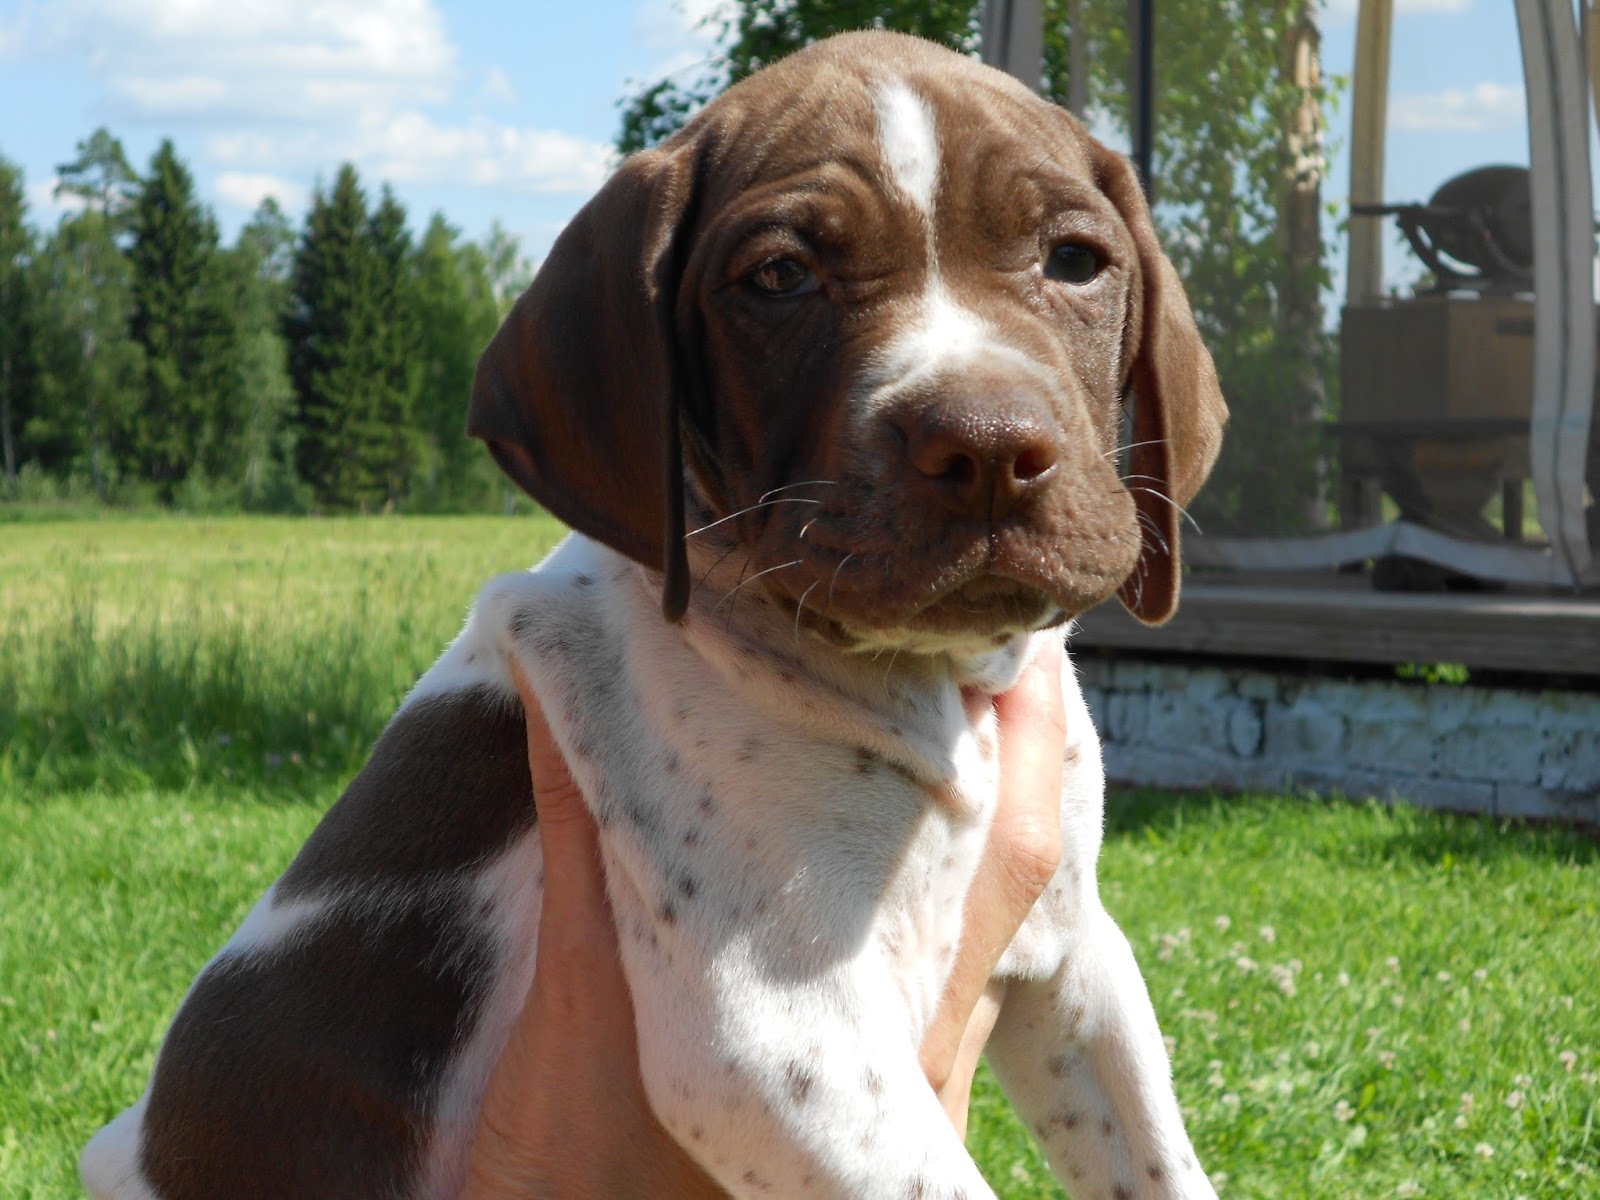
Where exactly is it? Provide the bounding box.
[898,402,1060,522]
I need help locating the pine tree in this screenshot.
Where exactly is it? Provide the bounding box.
[361,185,420,507]
[54,128,138,237]
[126,140,235,496]
[0,155,37,486]
[285,163,380,508]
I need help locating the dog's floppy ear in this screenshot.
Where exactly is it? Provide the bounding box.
[1093,147,1228,625]
[468,142,701,621]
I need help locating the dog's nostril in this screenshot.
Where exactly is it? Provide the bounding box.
[1013,444,1057,482]
[938,453,980,488]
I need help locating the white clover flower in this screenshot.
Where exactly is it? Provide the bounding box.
[1333,1099,1354,1122]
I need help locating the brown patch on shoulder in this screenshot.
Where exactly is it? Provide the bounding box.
[279,685,534,898]
[140,901,496,1198]
[139,684,535,1198]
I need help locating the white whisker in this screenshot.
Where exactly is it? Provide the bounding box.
[1127,485,1202,533]
[717,558,803,610]
[687,498,818,539]
[826,553,855,615]
[758,480,839,502]
[794,580,820,645]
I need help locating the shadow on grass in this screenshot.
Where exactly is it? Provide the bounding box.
[0,596,431,798]
[1104,785,1598,869]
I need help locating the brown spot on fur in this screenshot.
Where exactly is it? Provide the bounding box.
[279,687,534,898]
[785,1060,815,1103]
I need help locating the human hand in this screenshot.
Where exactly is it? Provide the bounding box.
[461,640,1067,1196]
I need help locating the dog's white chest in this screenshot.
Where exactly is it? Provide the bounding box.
[475,536,1003,1042]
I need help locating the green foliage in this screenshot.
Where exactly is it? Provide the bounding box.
[617,0,980,153]
[409,213,506,510]
[27,209,145,498]
[126,140,238,497]
[284,164,390,509]
[0,155,38,487]
[226,199,302,511]
[53,127,138,234]
[1395,662,1471,686]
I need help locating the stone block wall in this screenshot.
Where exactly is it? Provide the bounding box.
[1074,656,1600,824]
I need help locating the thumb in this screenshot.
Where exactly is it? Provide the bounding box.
[507,661,607,925]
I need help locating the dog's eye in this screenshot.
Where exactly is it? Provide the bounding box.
[1046,243,1102,285]
[748,257,818,297]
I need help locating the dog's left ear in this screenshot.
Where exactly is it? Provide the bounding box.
[1092,146,1228,626]
[467,139,703,621]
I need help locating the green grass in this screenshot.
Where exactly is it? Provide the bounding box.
[2,516,1596,1198]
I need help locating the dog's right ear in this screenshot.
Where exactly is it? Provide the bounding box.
[468,142,701,620]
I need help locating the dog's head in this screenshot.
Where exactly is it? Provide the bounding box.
[470,31,1225,650]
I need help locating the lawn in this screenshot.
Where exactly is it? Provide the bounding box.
[2,516,1595,1199]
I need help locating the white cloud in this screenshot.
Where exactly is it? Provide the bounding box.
[1325,0,1472,22]
[2,0,613,204]
[214,171,308,214]
[356,112,613,194]
[204,113,612,196]
[23,177,89,222]
[1391,82,1524,132]
[3,0,455,119]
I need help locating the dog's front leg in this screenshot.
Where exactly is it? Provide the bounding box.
[606,877,995,1200]
[985,912,1215,1200]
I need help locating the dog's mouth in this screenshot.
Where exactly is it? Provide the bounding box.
[896,574,1062,636]
[764,546,1084,652]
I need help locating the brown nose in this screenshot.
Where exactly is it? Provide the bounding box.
[898,402,1060,522]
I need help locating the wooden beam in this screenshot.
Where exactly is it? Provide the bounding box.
[1072,580,1600,677]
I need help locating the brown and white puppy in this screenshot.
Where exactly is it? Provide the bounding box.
[82,30,1225,1200]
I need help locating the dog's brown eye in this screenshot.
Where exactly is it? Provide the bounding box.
[1046,243,1102,285]
[749,257,817,296]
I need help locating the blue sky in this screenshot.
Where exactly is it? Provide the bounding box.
[0,1,1541,290]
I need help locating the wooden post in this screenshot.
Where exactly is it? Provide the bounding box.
[1346,0,1393,305]
[1127,0,1154,199]
[1067,0,1088,116]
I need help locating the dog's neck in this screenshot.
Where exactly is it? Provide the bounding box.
[603,537,1040,799]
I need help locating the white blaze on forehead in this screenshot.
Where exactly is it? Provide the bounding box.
[872,78,940,217]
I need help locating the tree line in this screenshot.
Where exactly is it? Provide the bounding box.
[0,131,532,513]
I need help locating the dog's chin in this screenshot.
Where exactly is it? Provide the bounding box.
[805,576,1070,658]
